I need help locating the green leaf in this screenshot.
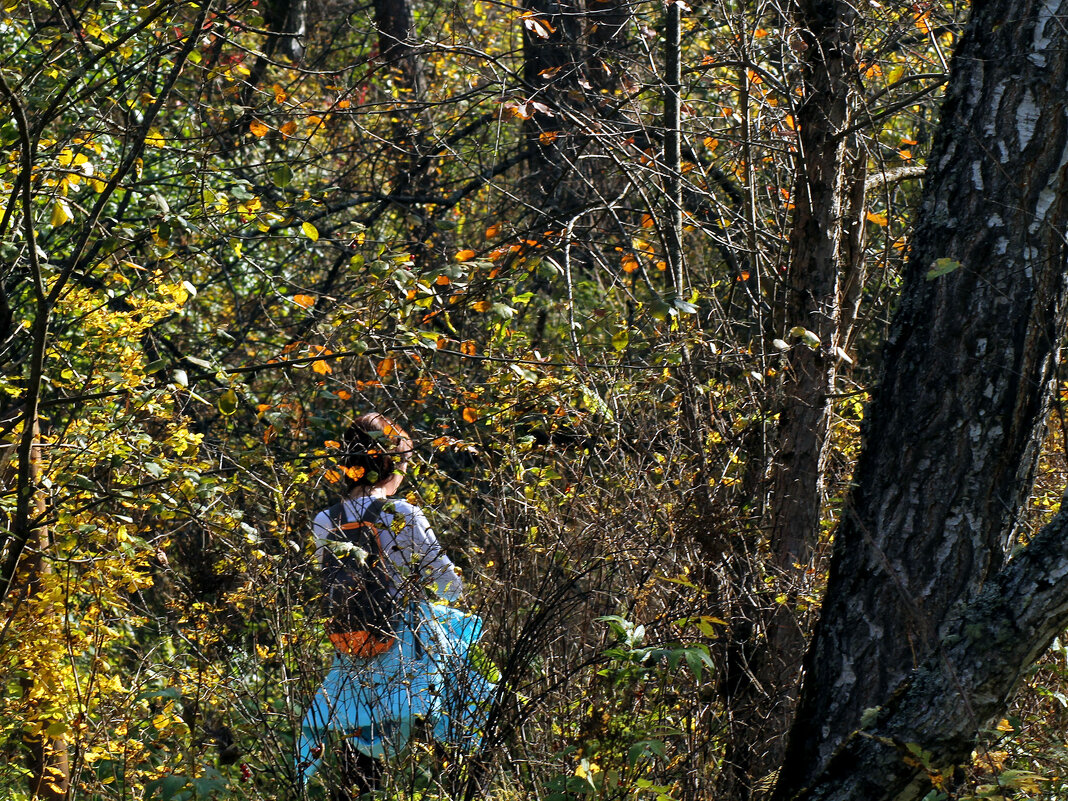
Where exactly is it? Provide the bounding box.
[271,164,294,187]
[219,388,238,416]
[789,326,821,349]
[301,221,319,241]
[926,258,961,281]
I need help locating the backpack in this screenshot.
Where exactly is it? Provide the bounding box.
[321,499,401,654]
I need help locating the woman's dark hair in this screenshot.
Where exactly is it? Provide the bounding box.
[341,413,413,489]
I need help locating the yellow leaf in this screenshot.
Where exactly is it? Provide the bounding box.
[301,221,319,241]
[377,357,395,378]
[293,293,316,308]
[472,300,491,312]
[280,120,298,138]
[455,249,476,262]
[312,360,332,374]
[50,200,73,226]
[144,128,165,148]
[462,407,479,423]
[219,388,238,416]
[249,120,269,137]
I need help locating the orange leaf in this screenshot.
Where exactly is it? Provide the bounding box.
[345,466,365,480]
[462,407,479,423]
[272,84,287,104]
[539,130,559,145]
[312,359,332,375]
[460,341,477,356]
[641,213,655,228]
[455,249,476,262]
[703,137,719,151]
[621,254,640,273]
[325,440,341,448]
[435,275,451,285]
[377,357,395,378]
[472,300,491,312]
[754,27,768,38]
[249,120,269,137]
[866,211,888,227]
[336,389,352,400]
[324,469,341,483]
[485,223,501,238]
[521,15,555,38]
[280,120,298,138]
[293,293,316,308]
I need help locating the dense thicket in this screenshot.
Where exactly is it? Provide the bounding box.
[3,1,1068,800]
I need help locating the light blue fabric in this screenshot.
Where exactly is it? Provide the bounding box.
[297,602,494,784]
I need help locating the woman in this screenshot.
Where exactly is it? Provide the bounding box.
[297,413,491,797]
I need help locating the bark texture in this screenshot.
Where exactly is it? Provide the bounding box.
[768,0,860,570]
[719,3,861,796]
[796,499,1068,801]
[775,0,1068,795]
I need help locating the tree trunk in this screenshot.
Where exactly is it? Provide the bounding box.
[3,424,69,801]
[718,3,861,796]
[522,0,585,225]
[794,499,1068,801]
[775,0,1068,795]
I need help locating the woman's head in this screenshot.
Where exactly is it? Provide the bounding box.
[340,413,413,490]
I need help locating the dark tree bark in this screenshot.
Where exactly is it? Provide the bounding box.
[794,499,1068,801]
[374,0,423,96]
[768,0,860,591]
[522,0,586,225]
[775,0,1068,796]
[718,3,862,796]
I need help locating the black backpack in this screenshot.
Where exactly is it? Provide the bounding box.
[321,499,401,641]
